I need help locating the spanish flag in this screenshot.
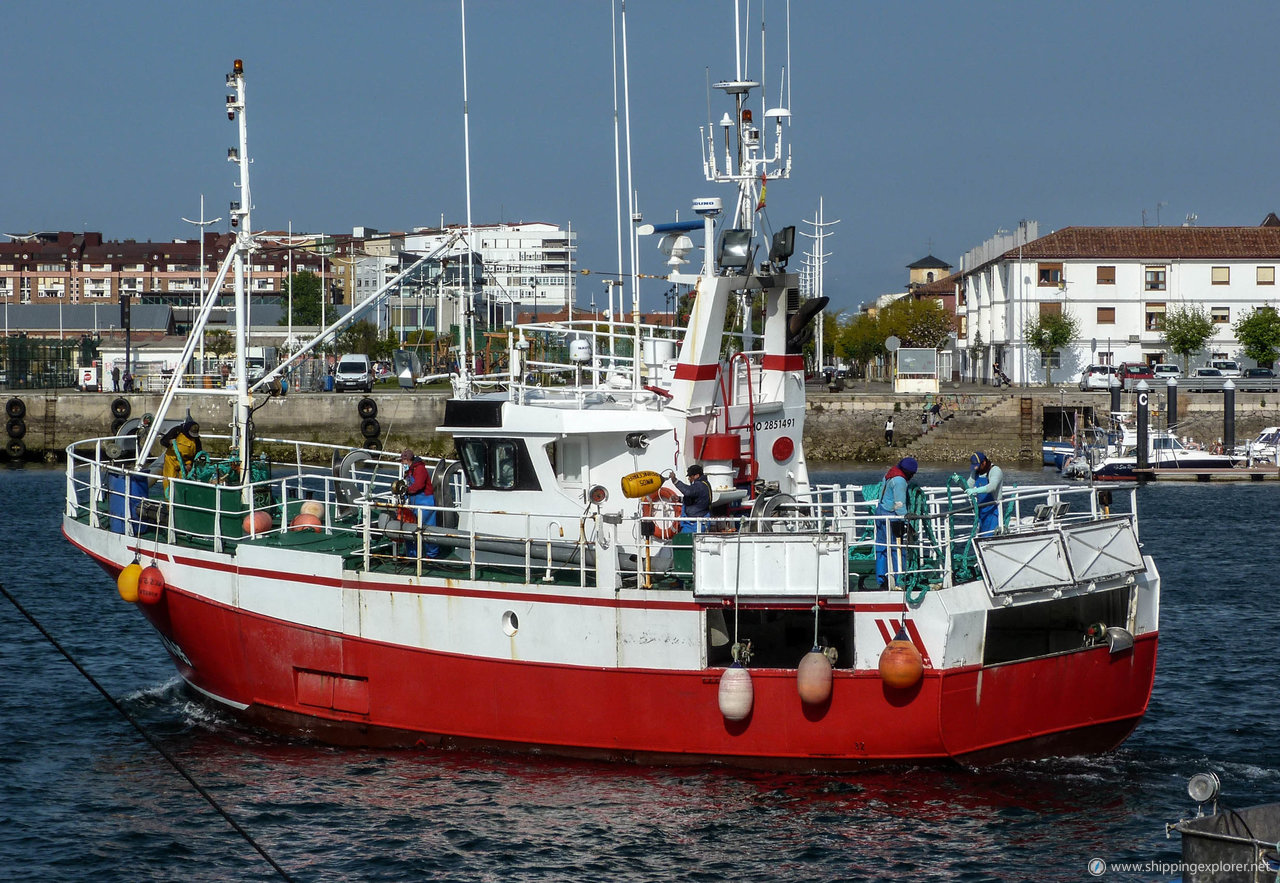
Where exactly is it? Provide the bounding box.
[756,173,767,212]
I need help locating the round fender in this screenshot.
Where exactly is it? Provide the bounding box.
[6,439,26,459]
[111,397,131,419]
[360,417,381,439]
[357,397,378,419]
[5,397,25,419]
[6,419,25,440]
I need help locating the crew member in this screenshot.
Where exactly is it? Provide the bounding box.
[666,464,712,533]
[967,451,1005,536]
[874,456,917,588]
[160,419,202,489]
[401,449,439,558]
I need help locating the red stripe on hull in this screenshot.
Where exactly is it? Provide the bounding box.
[137,584,1158,769]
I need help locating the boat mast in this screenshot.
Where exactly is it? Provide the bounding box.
[226,59,253,481]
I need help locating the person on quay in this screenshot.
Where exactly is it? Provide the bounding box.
[967,451,1005,536]
[874,456,917,589]
[111,363,120,392]
[665,464,713,533]
[400,449,439,558]
[884,416,895,446]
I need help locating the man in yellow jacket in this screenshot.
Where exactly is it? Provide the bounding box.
[160,419,202,489]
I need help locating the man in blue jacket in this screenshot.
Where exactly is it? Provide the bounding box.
[875,456,917,588]
[967,451,1005,536]
[666,464,713,533]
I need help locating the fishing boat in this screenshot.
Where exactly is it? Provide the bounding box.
[61,19,1160,769]
[1167,773,1280,882]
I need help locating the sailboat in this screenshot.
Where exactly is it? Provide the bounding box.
[62,9,1159,768]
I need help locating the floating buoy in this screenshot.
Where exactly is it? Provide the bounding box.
[717,662,754,721]
[116,562,142,603]
[243,510,273,536]
[797,648,833,704]
[291,512,322,532]
[878,628,924,689]
[137,565,165,605]
[299,500,324,519]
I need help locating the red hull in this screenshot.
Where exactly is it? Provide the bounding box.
[120,576,1156,769]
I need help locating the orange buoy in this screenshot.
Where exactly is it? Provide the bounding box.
[137,565,165,605]
[299,500,324,519]
[243,510,273,536]
[717,663,754,721]
[878,628,924,689]
[291,512,322,532]
[116,562,142,603]
[797,648,833,704]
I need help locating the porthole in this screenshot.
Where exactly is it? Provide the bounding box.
[502,611,519,636]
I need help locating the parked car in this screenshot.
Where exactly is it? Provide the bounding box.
[333,353,374,393]
[1117,362,1155,389]
[1078,364,1118,391]
[1208,359,1241,377]
[1244,367,1275,378]
[1194,367,1223,377]
[1153,364,1182,380]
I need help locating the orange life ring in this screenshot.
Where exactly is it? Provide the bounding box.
[642,486,682,540]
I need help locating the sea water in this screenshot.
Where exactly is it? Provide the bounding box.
[1,464,1275,881]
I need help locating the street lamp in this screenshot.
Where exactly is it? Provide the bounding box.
[182,194,222,373]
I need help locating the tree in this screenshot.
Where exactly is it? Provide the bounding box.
[206,328,233,362]
[877,297,955,349]
[1024,310,1079,385]
[837,312,885,384]
[336,319,398,361]
[1162,304,1214,371]
[1233,307,1280,367]
[278,270,322,327]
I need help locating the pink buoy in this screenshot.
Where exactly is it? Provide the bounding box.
[717,663,754,721]
[797,648,833,704]
[291,512,322,532]
[137,565,165,605]
[243,510,273,536]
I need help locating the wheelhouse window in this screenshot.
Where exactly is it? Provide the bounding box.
[1097,306,1116,324]
[1259,266,1275,285]
[1211,266,1230,285]
[1144,267,1167,291]
[456,438,540,491]
[1096,266,1116,285]
[1037,263,1063,286]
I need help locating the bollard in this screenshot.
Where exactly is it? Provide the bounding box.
[1166,376,1178,437]
[1135,380,1149,472]
[1223,379,1235,456]
[1109,374,1121,417]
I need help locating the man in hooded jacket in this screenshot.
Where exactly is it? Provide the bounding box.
[874,456,917,588]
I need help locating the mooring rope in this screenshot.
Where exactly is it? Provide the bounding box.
[0,581,294,882]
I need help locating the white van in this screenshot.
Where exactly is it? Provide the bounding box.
[334,353,373,392]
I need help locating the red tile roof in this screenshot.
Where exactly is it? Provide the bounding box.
[1011,226,1280,260]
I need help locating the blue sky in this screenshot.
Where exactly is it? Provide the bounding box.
[5,1,1280,315]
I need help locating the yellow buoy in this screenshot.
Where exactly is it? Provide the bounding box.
[797,648,833,704]
[717,663,754,721]
[621,470,664,499]
[878,629,924,689]
[299,500,325,519]
[116,562,142,603]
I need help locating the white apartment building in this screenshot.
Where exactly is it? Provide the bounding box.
[956,219,1280,384]
[403,222,575,328]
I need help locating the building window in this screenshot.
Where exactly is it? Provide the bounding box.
[1039,301,1062,317]
[1097,306,1116,324]
[1037,262,1063,286]
[1259,266,1275,285]
[1097,266,1116,285]
[1211,306,1230,323]
[1211,266,1229,285]
[1145,267,1167,291]
[1145,302,1166,330]
[1098,351,1114,367]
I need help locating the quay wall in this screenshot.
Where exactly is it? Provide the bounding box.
[6,387,1276,464]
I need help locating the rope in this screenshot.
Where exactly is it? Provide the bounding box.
[0,581,295,882]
